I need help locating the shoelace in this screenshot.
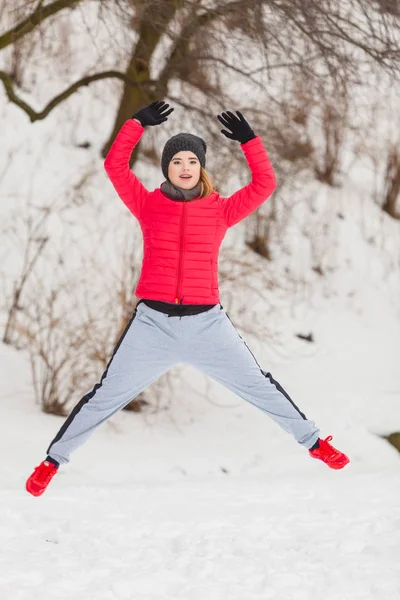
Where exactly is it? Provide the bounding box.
[35,464,56,485]
[319,436,341,460]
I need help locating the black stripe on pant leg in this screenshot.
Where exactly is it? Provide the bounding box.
[262,371,307,420]
[224,311,307,421]
[46,306,140,454]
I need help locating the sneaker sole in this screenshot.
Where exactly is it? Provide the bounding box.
[329,459,350,470]
[310,455,350,470]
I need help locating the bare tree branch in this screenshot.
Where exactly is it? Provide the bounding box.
[156,0,246,93]
[0,0,83,51]
[0,69,154,122]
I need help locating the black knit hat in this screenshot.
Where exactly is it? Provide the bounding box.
[161,133,207,180]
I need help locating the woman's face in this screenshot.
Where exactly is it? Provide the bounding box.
[168,151,201,189]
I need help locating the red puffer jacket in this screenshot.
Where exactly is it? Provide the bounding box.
[104,119,276,305]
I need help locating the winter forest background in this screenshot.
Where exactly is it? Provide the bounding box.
[1,2,400,599]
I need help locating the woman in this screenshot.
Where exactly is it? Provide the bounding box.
[26,101,349,496]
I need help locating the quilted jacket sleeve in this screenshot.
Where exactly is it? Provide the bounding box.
[219,137,276,228]
[104,119,150,220]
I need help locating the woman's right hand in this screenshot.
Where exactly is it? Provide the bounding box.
[132,101,174,127]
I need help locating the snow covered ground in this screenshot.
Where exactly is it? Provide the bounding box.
[1,472,399,600]
[1,285,400,600]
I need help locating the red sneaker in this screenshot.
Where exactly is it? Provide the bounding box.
[309,435,350,470]
[26,460,59,496]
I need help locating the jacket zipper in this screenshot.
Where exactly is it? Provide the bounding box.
[174,201,187,304]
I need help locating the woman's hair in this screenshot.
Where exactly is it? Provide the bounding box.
[199,168,215,198]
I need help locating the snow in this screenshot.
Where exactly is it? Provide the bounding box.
[1,472,400,600]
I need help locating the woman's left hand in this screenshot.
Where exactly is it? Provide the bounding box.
[217,111,256,144]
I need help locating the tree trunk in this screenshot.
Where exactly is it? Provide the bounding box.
[382,147,400,219]
[101,1,181,165]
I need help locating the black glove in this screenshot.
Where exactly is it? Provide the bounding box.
[132,101,174,127]
[217,111,256,144]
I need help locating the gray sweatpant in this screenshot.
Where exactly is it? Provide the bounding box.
[47,302,320,464]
